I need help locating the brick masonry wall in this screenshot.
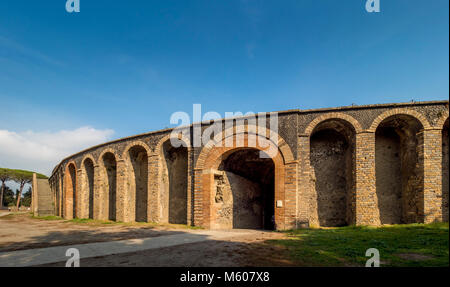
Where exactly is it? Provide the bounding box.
[355,132,379,225]
[422,129,443,223]
[47,101,449,229]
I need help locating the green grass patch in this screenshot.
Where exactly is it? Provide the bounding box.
[65,217,203,229]
[269,223,449,267]
[67,218,124,225]
[9,212,202,229]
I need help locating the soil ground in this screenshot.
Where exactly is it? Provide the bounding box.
[3,213,445,267]
[0,213,294,267]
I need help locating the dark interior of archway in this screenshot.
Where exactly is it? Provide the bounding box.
[443,119,449,222]
[310,120,355,227]
[84,159,95,219]
[129,146,148,222]
[219,148,275,230]
[68,164,77,218]
[163,141,188,224]
[103,153,117,221]
[375,115,423,224]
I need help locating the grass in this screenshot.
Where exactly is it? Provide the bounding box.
[27,213,203,229]
[268,223,449,267]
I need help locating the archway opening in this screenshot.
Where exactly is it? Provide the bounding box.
[83,158,95,219]
[128,146,148,222]
[375,114,423,224]
[310,119,356,227]
[161,140,188,224]
[216,148,275,230]
[443,119,449,222]
[102,152,117,221]
[66,163,77,219]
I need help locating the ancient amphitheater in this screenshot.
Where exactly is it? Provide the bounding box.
[48,101,449,230]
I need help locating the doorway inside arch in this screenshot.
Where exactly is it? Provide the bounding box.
[215,148,275,230]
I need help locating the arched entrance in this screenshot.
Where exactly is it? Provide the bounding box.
[217,148,275,229]
[127,145,149,222]
[375,114,424,224]
[64,162,77,219]
[196,130,293,230]
[101,152,117,221]
[82,158,95,219]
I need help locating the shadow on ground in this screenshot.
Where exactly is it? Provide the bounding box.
[34,236,294,267]
[0,213,295,267]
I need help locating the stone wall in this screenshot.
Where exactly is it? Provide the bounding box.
[161,141,188,224]
[48,100,449,230]
[442,120,449,222]
[212,171,263,229]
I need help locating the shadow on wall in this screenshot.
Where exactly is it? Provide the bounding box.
[162,141,188,225]
[218,148,275,230]
[82,158,95,219]
[102,152,117,221]
[128,146,148,222]
[375,115,423,224]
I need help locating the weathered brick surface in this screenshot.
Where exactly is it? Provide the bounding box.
[355,132,379,225]
[421,129,443,223]
[47,101,449,230]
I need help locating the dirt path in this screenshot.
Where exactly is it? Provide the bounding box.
[0,213,189,252]
[0,213,295,267]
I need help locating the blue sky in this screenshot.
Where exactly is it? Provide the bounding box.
[0,0,448,175]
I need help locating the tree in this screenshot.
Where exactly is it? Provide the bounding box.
[0,168,48,209]
[0,169,11,209]
[13,172,33,209]
[21,187,32,207]
[1,186,15,207]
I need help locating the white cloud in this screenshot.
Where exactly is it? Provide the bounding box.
[0,127,115,176]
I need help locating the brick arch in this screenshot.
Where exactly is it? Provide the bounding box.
[306,114,359,226]
[64,160,77,172]
[121,140,152,159]
[154,133,191,156]
[121,140,151,222]
[203,133,286,170]
[196,133,287,229]
[196,125,295,170]
[97,148,119,221]
[304,112,363,136]
[81,154,96,167]
[154,133,191,224]
[368,108,431,132]
[63,160,77,219]
[80,154,96,219]
[436,110,449,129]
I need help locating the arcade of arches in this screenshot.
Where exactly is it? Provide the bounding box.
[50,103,449,230]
